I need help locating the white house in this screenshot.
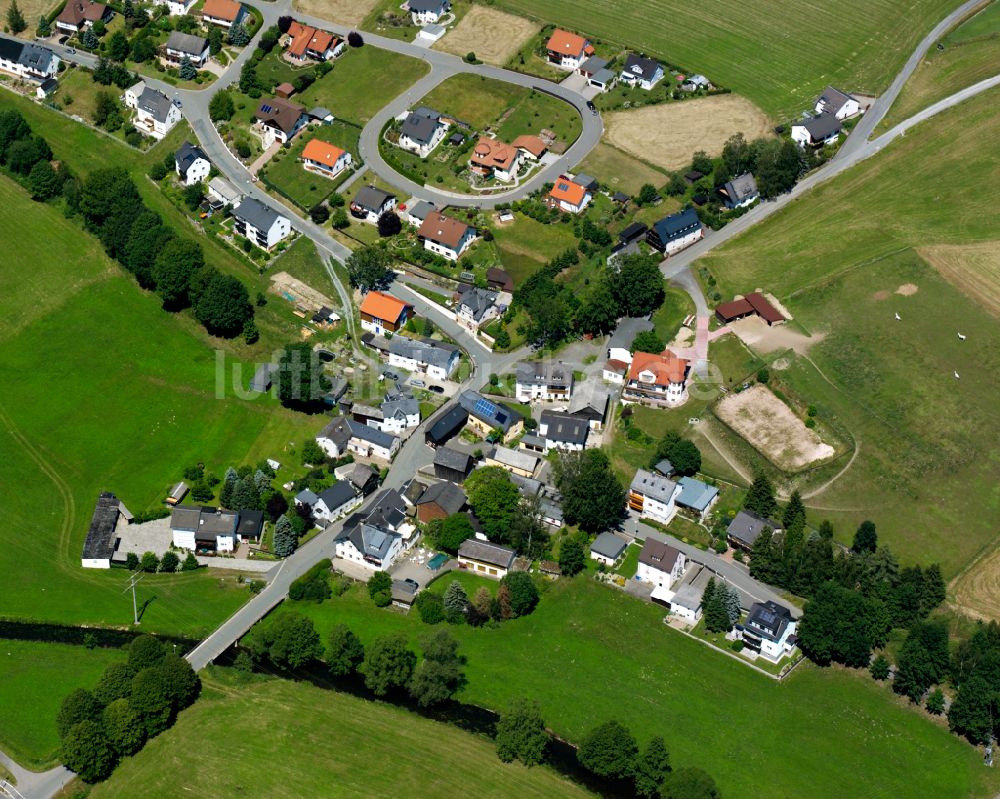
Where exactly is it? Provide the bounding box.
[164,31,209,66]
[170,506,239,553]
[334,522,403,570]
[207,176,242,207]
[134,87,181,140]
[814,86,860,120]
[231,198,291,250]
[458,538,516,579]
[538,410,590,452]
[418,211,476,261]
[378,395,420,435]
[547,176,591,214]
[398,107,447,157]
[123,80,146,109]
[36,77,58,99]
[350,185,397,225]
[313,482,362,522]
[622,350,690,406]
[590,531,627,566]
[407,0,450,24]
[545,28,594,70]
[719,173,759,209]
[647,208,703,255]
[155,0,197,15]
[0,39,59,82]
[628,468,679,524]
[200,0,245,28]
[254,97,308,146]
[791,114,842,148]
[174,141,210,186]
[674,476,720,521]
[619,53,664,90]
[636,537,686,590]
[388,336,459,381]
[301,138,352,179]
[515,361,573,402]
[469,137,522,183]
[738,601,798,662]
[454,285,499,329]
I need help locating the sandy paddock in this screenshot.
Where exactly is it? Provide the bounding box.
[603,94,773,171]
[436,6,537,65]
[728,316,822,355]
[715,384,834,471]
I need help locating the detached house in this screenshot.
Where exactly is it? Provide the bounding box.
[791,113,841,148]
[619,54,664,90]
[568,383,609,431]
[515,361,573,402]
[359,291,413,334]
[170,506,239,553]
[334,523,403,570]
[647,208,703,255]
[539,410,590,452]
[727,509,780,552]
[398,107,448,156]
[301,138,352,179]
[164,31,210,67]
[622,350,691,406]
[470,137,522,182]
[458,390,522,441]
[174,141,210,186]
[675,476,719,520]
[407,0,450,25]
[254,97,308,146]
[231,198,291,250]
[155,0,196,16]
[458,538,516,579]
[418,211,476,261]
[637,537,686,590]
[316,416,400,461]
[545,28,594,70]
[512,135,547,161]
[0,39,59,81]
[286,21,344,62]
[379,394,421,435]
[547,176,592,214]
[628,468,679,524]
[201,0,245,28]
[388,336,459,381]
[55,0,110,33]
[414,481,466,523]
[454,285,499,328]
[738,601,797,662]
[814,86,860,120]
[135,87,180,139]
[313,482,362,522]
[719,173,758,209]
[350,185,396,224]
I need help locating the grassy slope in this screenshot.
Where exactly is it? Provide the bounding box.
[494,0,960,119]
[0,641,126,768]
[879,0,1000,131]
[696,86,1000,574]
[90,672,591,799]
[277,579,996,799]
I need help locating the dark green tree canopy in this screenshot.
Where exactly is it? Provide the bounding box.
[609,254,665,317]
[327,624,365,677]
[556,449,626,533]
[276,343,332,409]
[61,720,116,783]
[363,633,416,697]
[577,720,638,780]
[495,697,549,766]
[346,246,394,291]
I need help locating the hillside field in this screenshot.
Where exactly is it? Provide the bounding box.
[90,671,591,799]
[494,0,960,119]
[270,578,998,799]
[695,86,1000,576]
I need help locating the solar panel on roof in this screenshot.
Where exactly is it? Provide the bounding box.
[474,397,497,417]
[260,104,272,113]
[557,182,569,190]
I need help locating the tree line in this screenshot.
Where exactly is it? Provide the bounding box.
[56,635,200,783]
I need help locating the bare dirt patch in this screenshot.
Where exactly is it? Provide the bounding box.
[919,241,1000,318]
[715,384,835,471]
[951,543,1000,622]
[293,0,379,27]
[603,94,773,171]
[895,283,919,296]
[729,316,823,355]
[436,6,537,65]
[872,290,891,300]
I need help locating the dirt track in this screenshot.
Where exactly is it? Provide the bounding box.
[436,6,537,65]
[604,94,773,171]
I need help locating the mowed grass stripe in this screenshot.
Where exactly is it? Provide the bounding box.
[494,0,959,118]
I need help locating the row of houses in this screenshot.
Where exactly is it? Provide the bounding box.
[0,38,59,82]
[362,331,461,382]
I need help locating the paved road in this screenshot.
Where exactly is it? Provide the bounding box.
[0,750,72,799]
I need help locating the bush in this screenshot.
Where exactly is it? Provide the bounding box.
[757,367,769,384]
[415,590,445,624]
[288,559,332,602]
[159,551,179,572]
[148,162,168,181]
[499,572,539,617]
[347,31,363,47]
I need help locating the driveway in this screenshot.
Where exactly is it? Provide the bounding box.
[389,544,455,588]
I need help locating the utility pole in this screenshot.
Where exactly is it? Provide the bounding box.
[123,573,145,625]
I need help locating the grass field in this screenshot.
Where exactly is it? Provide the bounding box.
[436,5,538,65]
[0,641,126,768]
[879,0,1000,131]
[5,0,59,36]
[259,122,362,209]
[695,87,1000,575]
[293,0,379,26]
[491,213,578,283]
[493,0,960,120]
[272,578,997,799]
[575,141,668,196]
[90,670,591,799]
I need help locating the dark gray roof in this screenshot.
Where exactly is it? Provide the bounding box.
[608,317,653,350]
[416,481,466,514]
[389,335,457,371]
[726,509,777,547]
[650,208,701,246]
[198,508,238,538]
[175,141,209,174]
[138,86,173,122]
[403,478,428,505]
[318,481,358,511]
[19,42,56,72]
[166,31,208,55]
[817,86,853,112]
[622,53,662,82]
[233,197,283,232]
[295,488,319,506]
[82,492,120,561]
[353,185,395,213]
[509,472,542,496]
[458,390,522,433]
[237,509,264,538]
[540,499,563,525]
[630,468,678,505]
[170,505,202,531]
[391,578,418,603]
[592,67,616,85]
[426,404,468,445]
[407,200,435,221]
[339,522,400,561]
[456,285,498,322]
[363,489,407,530]
[591,531,627,560]
[568,383,608,419]
[578,55,608,73]
[722,173,758,204]
[309,106,333,120]
[745,600,793,641]
[540,410,589,446]
[401,107,442,146]
[341,462,378,491]
[409,0,448,12]
[619,221,648,244]
[381,394,419,421]
[654,459,674,476]
[800,113,842,141]
[574,173,597,190]
[516,360,571,387]
[317,416,351,450]
[458,538,515,568]
[347,417,398,449]
[434,446,471,473]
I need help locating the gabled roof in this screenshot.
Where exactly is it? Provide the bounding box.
[619,221,648,244]
[416,481,466,514]
[353,185,395,212]
[166,31,208,55]
[799,113,842,140]
[208,176,241,204]
[201,0,242,21]
[82,492,121,561]
[317,416,351,449]
[254,96,306,134]
[569,382,608,419]
[57,0,107,25]
[540,410,589,445]
[381,394,419,420]
[638,537,682,572]
[434,446,471,473]
[470,137,519,172]
[389,335,457,371]
[745,600,794,641]
[816,85,853,112]
[339,522,401,561]
[458,538,516,568]
[628,350,689,386]
[401,107,443,145]
[578,55,608,74]
[455,285,497,321]
[591,531,627,560]
[318,481,358,511]
[489,445,539,473]
[409,0,448,11]
[286,22,337,57]
[17,42,57,71]
[458,391,521,432]
[630,468,678,505]
[359,291,412,323]
[347,417,398,449]
[650,208,701,244]
[727,509,777,547]
[622,53,662,81]
[233,197,283,232]
[675,477,719,512]
[237,509,264,538]
[295,488,319,506]
[722,172,758,203]
[175,140,208,173]
[302,138,347,168]
[198,507,239,538]
[362,488,408,530]
[546,28,591,55]
[511,135,547,158]
[427,405,468,445]
[549,176,588,207]
[486,267,514,291]
[406,199,436,221]
[516,360,571,387]
[419,211,473,249]
[138,87,174,123]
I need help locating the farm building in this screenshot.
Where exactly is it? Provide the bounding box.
[714,292,784,325]
[81,492,131,569]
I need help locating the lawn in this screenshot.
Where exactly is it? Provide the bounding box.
[575,141,668,196]
[258,122,362,209]
[0,641,127,769]
[492,0,961,120]
[879,0,1000,131]
[90,670,591,799]
[694,86,1000,574]
[276,578,997,799]
[652,287,695,344]
[491,212,578,284]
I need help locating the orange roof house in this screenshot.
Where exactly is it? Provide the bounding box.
[302,139,347,170]
[359,291,413,333]
[201,0,243,23]
[512,135,548,159]
[286,21,340,60]
[469,137,520,178]
[545,29,594,63]
[627,350,690,387]
[547,176,589,212]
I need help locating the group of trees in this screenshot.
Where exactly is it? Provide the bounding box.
[57,635,199,783]
[125,549,198,573]
[651,432,702,477]
[554,450,626,534]
[576,253,667,339]
[288,558,333,602]
[1,109,71,202]
[80,167,255,339]
[702,577,741,633]
[240,27,330,98]
[345,245,394,292]
[275,342,332,411]
[464,467,547,557]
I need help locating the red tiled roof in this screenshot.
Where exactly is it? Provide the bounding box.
[57,1,107,25]
[418,211,472,249]
[546,28,589,55]
[302,138,346,168]
[512,135,547,158]
[470,137,518,172]
[359,291,412,323]
[287,21,338,57]
[549,176,587,207]
[201,0,241,21]
[628,350,689,386]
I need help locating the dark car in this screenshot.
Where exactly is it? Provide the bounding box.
[586,100,597,114]
[429,385,445,394]
[403,578,419,590]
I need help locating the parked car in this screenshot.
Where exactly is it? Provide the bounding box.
[586,101,597,114]
[429,385,444,394]
[66,47,75,53]
[411,379,426,388]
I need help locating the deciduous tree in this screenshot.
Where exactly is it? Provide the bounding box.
[663,767,721,799]
[409,629,463,707]
[631,329,665,354]
[363,633,416,696]
[556,449,626,533]
[609,253,665,316]
[437,514,474,553]
[61,720,116,783]
[499,572,539,617]
[495,697,549,766]
[558,538,585,577]
[345,245,393,291]
[57,689,102,740]
[102,699,146,756]
[578,720,638,780]
[327,624,365,677]
[633,736,671,798]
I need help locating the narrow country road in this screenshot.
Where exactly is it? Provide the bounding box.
[0,749,72,799]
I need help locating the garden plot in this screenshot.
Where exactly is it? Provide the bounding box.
[436,6,537,65]
[715,384,834,471]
